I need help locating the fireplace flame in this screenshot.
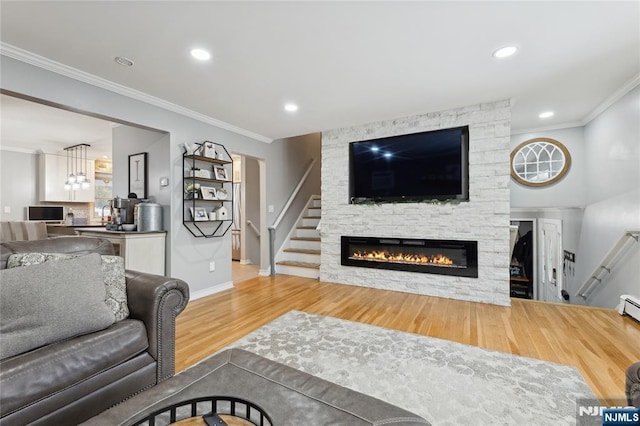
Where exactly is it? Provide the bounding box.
[351,250,455,266]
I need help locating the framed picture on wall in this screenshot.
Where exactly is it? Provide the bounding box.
[200,186,218,200]
[213,166,228,181]
[128,152,148,199]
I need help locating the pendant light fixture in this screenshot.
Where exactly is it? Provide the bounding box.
[63,144,91,191]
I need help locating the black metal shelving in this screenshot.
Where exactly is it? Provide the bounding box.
[183,142,233,238]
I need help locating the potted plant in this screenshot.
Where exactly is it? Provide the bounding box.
[184,182,201,199]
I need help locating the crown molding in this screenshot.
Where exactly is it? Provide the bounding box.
[581,73,640,126]
[511,121,583,136]
[0,43,273,144]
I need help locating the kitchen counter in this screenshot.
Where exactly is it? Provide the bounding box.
[75,228,166,275]
[47,224,166,235]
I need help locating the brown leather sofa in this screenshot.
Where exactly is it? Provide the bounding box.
[0,237,190,425]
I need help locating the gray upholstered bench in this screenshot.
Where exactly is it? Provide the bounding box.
[83,348,429,425]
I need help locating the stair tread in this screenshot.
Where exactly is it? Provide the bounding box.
[308,207,321,210]
[290,237,320,241]
[284,248,321,254]
[277,260,320,269]
[302,216,320,219]
[296,226,318,229]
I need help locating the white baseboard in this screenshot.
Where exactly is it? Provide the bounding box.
[189,281,234,301]
[239,259,253,265]
[258,267,271,276]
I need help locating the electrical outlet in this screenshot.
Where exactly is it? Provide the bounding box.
[268,205,275,213]
[209,261,215,272]
[3,206,10,214]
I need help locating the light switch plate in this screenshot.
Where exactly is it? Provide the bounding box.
[160,177,169,187]
[3,206,10,214]
[268,205,275,213]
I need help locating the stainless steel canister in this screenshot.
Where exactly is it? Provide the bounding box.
[136,203,163,231]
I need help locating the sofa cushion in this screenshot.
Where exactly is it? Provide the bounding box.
[7,252,129,321]
[0,253,115,360]
[0,236,115,270]
[0,319,149,417]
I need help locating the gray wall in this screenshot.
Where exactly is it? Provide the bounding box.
[575,85,640,308]
[510,126,586,208]
[244,157,261,265]
[0,55,318,298]
[268,133,321,252]
[509,85,640,308]
[0,150,38,220]
[585,85,640,204]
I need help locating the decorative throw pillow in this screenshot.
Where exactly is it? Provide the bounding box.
[0,253,115,360]
[7,252,129,321]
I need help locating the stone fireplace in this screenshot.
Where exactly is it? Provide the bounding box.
[341,236,478,278]
[321,99,512,306]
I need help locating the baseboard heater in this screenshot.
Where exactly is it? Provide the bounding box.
[618,295,640,322]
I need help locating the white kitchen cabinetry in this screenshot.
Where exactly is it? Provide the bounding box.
[76,230,166,275]
[39,153,95,202]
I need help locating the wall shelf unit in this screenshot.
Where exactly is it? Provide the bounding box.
[183,142,233,238]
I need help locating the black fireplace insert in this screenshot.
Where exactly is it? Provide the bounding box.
[341,236,478,278]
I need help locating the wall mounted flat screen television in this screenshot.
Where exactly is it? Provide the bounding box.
[349,126,469,203]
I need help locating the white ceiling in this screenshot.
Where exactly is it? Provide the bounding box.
[1,1,638,142]
[0,94,114,159]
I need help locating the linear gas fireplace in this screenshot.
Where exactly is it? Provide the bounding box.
[341,236,478,278]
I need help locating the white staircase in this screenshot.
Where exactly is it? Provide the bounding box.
[275,197,321,278]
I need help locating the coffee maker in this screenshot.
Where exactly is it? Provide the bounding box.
[107,195,144,230]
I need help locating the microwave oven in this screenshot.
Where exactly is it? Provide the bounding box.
[28,205,65,222]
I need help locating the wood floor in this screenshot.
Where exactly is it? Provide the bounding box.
[175,274,640,405]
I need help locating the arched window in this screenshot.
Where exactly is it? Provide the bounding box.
[510,138,571,187]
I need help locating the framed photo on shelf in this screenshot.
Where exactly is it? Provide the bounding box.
[128,152,148,199]
[200,186,218,200]
[213,166,228,181]
[190,207,209,222]
[202,141,217,159]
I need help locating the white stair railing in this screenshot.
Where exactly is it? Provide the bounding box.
[268,158,317,276]
[576,230,639,299]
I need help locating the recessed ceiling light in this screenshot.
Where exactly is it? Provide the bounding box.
[492,46,518,59]
[190,48,211,61]
[284,103,299,112]
[114,56,134,67]
[539,111,554,119]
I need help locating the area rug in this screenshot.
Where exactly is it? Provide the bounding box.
[228,310,595,425]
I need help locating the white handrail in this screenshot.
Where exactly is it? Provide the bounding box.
[576,230,639,299]
[270,158,317,231]
[246,220,260,238]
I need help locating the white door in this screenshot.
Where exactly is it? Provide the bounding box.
[538,219,563,303]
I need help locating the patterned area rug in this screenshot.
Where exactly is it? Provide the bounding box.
[229,310,595,426]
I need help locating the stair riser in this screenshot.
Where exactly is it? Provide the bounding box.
[306,209,321,217]
[277,265,320,279]
[301,217,321,227]
[296,228,320,238]
[281,252,321,263]
[290,240,321,250]
[312,199,321,208]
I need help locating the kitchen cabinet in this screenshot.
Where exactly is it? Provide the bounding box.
[39,153,95,202]
[75,229,166,275]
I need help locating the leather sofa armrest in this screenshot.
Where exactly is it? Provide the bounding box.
[627,362,640,408]
[125,270,189,383]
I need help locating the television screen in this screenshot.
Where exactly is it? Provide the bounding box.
[349,126,469,203]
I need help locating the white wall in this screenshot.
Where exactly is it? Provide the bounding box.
[0,55,318,297]
[321,100,512,306]
[510,126,586,208]
[0,150,38,220]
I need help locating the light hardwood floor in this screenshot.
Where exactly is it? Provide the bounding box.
[176,274,640,405]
